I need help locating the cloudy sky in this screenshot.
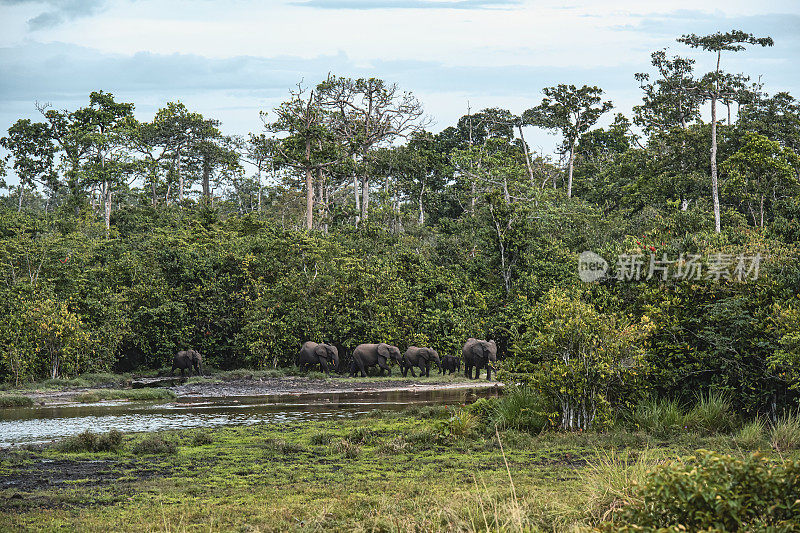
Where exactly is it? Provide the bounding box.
[1,0,798,171]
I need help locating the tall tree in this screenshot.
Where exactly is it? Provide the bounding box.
[1,119,57,211]
[74,91,136,235]
[678,30,774,233]
[634,49,702,133]
[524,85,613,198]
[318,76,425,222]
[266,84,341,230]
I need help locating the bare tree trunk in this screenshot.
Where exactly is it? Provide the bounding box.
[711,52,722,233]
[352,154,360,226]
[151,173,158,206]
[418,184,425,225]
[177,147,184,204]
[566,141,575,198]
[202,154,211,200]
[760,194,764,228]
[517,124,534,184]
[727,101,732,125]
[305,139,314,230]
[361,150,370,221]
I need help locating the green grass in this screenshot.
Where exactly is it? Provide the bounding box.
[0,409,796,532]
[771,410,800,452]
[74,388,176,403]
[0,394,34,408]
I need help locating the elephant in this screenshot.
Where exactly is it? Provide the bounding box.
[349,343,402,377]
[171,349,202,377]
[440,353,461,375]
[297,341,340,376]
[462,338,497,380]
[400,346,441,377]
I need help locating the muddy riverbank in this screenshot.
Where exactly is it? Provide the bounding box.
[16,375,501,407]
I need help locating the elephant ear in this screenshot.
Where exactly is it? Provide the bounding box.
[377,343,390,359]
[315,345,328,359]
[421,349,433,361]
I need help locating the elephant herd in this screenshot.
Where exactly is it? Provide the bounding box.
[298,338,498,380]
[170,338,498,380]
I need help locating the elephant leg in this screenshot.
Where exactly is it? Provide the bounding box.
[465,365,471,379]
[319,358,330,376]
[410,367,416,377]
[358,359,367,378]
[486,367,492,381]
[377,358,391,377]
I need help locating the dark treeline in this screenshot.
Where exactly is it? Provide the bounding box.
[1,30,799,428]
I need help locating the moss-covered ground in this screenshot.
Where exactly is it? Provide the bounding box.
[0,405,787,532]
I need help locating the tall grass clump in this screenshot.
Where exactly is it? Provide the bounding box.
[491,387,549,433]
[736,418,766,448]
[770,410,800,452]
[580,449,660,525]
[446,408,479,438]
[0,394,34,408]
[131,434,177,455]
[57,429,124,453]
[685,390,736,434]
[628,397,686,436]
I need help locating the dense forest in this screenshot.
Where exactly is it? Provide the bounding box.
[1,30,798,428]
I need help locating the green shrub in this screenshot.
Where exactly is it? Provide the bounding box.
[131,434,177,455]
[491,387,549,433]
[57,429,124,453]
[737,418,766,449]
[465,397,498,421]
[771,410,800,452]
[444,408,479,438]
[0,394,34,408]
[605,451,800,531]
[685,390,736,434]
[309,432,334,445]
[347,426,379,444]
[331,438,360,458]
[75,389,175,403]
[263,438,306,454]
[628,398,686,437]
[192,431,213,446]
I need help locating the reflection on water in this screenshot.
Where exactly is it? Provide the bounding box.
[0,387,499,447]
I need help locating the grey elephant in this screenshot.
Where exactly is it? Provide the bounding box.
[400,346,441,377]
[440,353,461,375]
[171,349,202,377]
[297,341,339,376]
[462,338,497,380]
[349,343,402,377]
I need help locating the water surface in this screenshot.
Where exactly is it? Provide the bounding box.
[0,387,498,447]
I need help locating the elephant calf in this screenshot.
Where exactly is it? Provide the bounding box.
[171,349,202,377]
[297,341,339,376]
[440,354,461,375]
[401,346,441,377]
[462,338,497,380]
[349,343,402,377]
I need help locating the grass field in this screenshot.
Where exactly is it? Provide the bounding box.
[1,403,792,532]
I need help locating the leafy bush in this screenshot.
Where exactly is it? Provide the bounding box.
[736,418,766,448]
[58,429,124,453]
[0,394,33,408]
[465,397,498,421]
[491,387,550,433]
[685,390,736,434]
[770,410,800,452]
[605,451,800,531]
[131,434,177,455]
